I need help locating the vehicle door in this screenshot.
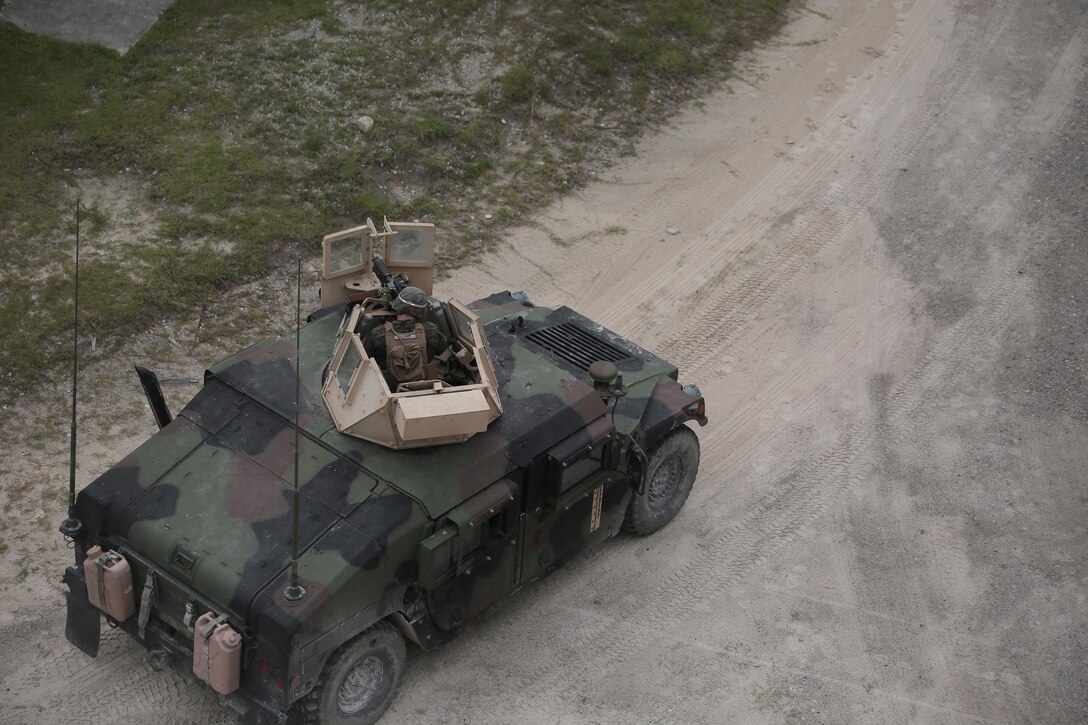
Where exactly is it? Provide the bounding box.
[519,417,627,583]
[417,478,518,630]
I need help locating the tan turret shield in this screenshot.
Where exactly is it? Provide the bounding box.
[320,220,503,449]
[320,218,435,306]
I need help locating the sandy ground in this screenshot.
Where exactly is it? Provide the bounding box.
[1,0,1086,722]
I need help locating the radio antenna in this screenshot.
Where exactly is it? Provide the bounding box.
[284,258,305,603]
[60,199,84,541]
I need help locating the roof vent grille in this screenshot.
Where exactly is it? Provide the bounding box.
[525,322,633,372]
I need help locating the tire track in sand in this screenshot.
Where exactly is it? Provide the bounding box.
[497,0,1019,713]
[4,614,229,723]
[654,0,1014,375]
[506,261,1029,721]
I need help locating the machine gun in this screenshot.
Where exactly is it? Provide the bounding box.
[372,252,409,299]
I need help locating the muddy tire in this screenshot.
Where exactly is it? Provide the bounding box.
[624,426,700,535]
[298,621,406,725]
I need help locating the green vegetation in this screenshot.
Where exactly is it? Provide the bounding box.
[0,0,792,399]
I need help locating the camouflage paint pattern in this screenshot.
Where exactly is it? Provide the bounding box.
[64,290,705,721]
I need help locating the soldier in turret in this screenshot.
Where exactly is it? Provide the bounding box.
[363,286,449,385]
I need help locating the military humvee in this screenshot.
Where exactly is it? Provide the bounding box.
[61,219,707,724]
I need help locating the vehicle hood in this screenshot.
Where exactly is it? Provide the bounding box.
[74,382,419,621]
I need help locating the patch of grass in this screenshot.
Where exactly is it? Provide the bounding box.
[498,65,538,107]
[0,30,119,237]
[78,205,110,236]
[0,0,794,400]
[408,113,454,143]
[460,155,493,182]
[350,186,396,221]
[301,127,329,155]
[403,195,443,219]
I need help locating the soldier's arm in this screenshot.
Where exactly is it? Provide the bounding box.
[423,322,449,357]
[364,326,386,362]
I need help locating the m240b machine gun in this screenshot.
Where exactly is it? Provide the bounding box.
[372,253,408,299]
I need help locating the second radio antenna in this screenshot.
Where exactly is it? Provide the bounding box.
[60,199,84,541]
[283,258,305,604]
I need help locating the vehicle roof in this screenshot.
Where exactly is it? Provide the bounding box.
[182,293,676,518]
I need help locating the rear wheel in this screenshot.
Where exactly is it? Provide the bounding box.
[624,426,700,535]
[298,621,406,724]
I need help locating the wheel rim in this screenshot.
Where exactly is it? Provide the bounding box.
[337,655,385,714]
[647,453,683,509]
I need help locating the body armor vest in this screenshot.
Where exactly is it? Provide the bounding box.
[384,321,427,384]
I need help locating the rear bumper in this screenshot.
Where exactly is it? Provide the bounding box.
[63,564,287,725]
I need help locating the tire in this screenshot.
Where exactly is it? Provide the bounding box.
[297,621,406,725]
[623,426,700,535]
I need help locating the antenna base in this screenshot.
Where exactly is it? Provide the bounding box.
[59,517,85,540]
[283,583,307,605]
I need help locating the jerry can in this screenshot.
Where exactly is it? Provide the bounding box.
[83,545,136,622]
[193,612,242,695]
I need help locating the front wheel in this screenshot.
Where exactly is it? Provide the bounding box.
[298,621,406,724]
[624,426,700,535]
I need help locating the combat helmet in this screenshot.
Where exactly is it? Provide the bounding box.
[392,286,431,319]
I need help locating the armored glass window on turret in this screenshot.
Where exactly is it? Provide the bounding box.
[337,339,362,395]
[328,232,366,273]
[449,306,474,341]
[388,230,430,264]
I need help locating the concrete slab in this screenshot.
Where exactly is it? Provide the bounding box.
[1,0,176,53]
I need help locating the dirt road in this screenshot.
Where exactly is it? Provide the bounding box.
[2,0,1085,722]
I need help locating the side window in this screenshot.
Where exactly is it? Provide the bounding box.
[544,418,617,504]
[556,439,609,494]
[561,446,605,492]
